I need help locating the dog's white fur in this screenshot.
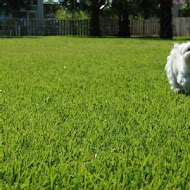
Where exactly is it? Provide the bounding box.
[165,42,190,93]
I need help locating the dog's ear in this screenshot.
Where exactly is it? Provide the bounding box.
[174,43,180,48]
[173,43,184,55]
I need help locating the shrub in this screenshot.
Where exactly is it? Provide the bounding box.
[56,8,88,20]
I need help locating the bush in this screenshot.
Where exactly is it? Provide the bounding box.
[56,8,88,20]
[180,3,190,17]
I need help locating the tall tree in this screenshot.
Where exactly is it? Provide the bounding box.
[59,0,104,36]
[118,1,130,37]
[140,0,158,19]
[160,0,173,39]
[112,0,130,37]
[89,0,105,36]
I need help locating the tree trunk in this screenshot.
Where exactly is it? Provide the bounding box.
[118,6,130,37]
[141,0,150,19]
[160,0,173,39]
[90,0,101,36]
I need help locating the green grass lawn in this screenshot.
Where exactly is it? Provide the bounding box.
[1,36,190,189]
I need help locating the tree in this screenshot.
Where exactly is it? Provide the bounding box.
[46,0,54,3]
[89,0,105,36]
[0,0,32,18]
[139,0,159,19]
[58,0,89,14]
[160,0,173,39]
[111,0,131,37]
[58,0,105,36]
[180,2,190,17]
[118,1,130,37]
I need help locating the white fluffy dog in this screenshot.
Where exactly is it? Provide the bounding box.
[165,42,190,93]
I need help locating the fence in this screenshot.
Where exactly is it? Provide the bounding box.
[0,19,90,36]
[173,17,190,36]
[130,19,160,36]
[0,17,189,37]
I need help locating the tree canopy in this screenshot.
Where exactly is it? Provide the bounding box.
[0,0,31,17]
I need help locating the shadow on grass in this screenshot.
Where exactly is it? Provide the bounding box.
[0,36,42,39]
[0,35,189,41]
[125,36,190,41]
[174,90,190,97]
[63,36,190,41]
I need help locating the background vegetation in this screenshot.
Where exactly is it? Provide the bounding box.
[181,3,190,17]
[56,8,88,20]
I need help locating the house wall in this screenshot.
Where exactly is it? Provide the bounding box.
[0,0,44,19]
[37,0,44,19]
[172,4,183,17]
[0,11,12,19]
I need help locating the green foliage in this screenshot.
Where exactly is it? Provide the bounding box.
[58,0,89,12]
[180,3,190,17]
[1,37,190,189]
[56,7,89,19]
[104,0,159,20]
[45,0,54,4]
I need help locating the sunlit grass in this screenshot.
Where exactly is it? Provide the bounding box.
[1,36,190,189]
